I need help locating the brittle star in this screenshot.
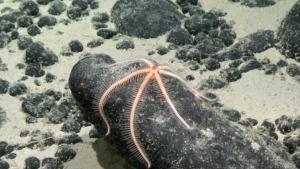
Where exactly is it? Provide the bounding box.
[95,58,217,168]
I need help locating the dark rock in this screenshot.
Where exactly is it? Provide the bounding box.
[277,60,288,67]
[292,119,300,130]
[17,15,33,27]
[260,58,270,65]
[0,33,12,48]
[220,22,233,30]
[41,157,63,169]
[0,80,9,94]
[60,97,77,113]
[44,138,55,146]
[0,62,8,71]
[45,73,57,83]
[240,59,262,73]
[48,1,67,15]
[19,1,40,16]
[16,63,26,69]
[0,107,6,128]
[25,63,45,77]
[238,119,252,127]
[277,1,300,60]
[11,30,19,40]
[81,10,89,17]
[67,7,81,20]
[184,15,212,35]
[18,36,33,50]
[168,44,179,50]
[220,67,242,82]
[209,29,219,38]
[87,39,104,48]
[26,116,38,124]
[92,23,108,30]
[0,141,7,157]
[204,58,220,71]
[188,6,205,16]
[72,0,88,10]
[47,105,69,124]
[27,25,41,36]
[229,59,243,68]
[0,158,9,169]
[194,32,209,44]
[97,28,117,39]
[69,54,292,169]
[199,76,227,90]
[20,130,30,137]
[58,133,83,145]
[73,111,83,126]
[264,63,277,74]
[0,22,15,33]
[0,13,18,23]
[45,90,62,101]
[242,54,256,61]
[90,1,99,9]
[148,51,155,56]
[292,153,300,168]
[166,27,193,46]
[269,132,278,140]
[38,16,57,27]
[9,83,27,96]
[233,30,275,53]
[61,121,81,133]
[261,120,276,132]
[275,115,293,134]
[34,79,42,86]
[6,153,16,159]
[25,42,58,66]
[92,13,109,23]
[186,60,200,70]
[185,75,195,81]
[55,144,76,162]
[212,48,242,62]
[25,156,40,169]
[221,109,241,122]
[203,12,219,28]
[242,0,276,7]
[111,0,185,38]
[246,118,258,126]
[283,136,300,154]
[89,128,100,138]
[19,76,28,81]
[69,40,83,52]
[286,63,300,77]
[219,29,236,46]
[116,39,135,50]
[22,93,56,118]
[156,47,169,55]
[175,45,202,62]
[36,0,53,5]
[195,39,224,58]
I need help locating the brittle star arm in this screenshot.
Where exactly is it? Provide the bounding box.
[159,68,218,102]
[98,68,150,136]
[154,70,193,130]
[130,72,153,169]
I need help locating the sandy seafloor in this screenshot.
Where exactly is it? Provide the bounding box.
[0,0,300,168]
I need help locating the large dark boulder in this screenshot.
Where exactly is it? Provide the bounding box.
[111,0,185,39]
[69,54,294,169]
[277,1,300,61]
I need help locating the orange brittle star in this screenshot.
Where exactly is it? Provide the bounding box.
[95,58,217,168]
